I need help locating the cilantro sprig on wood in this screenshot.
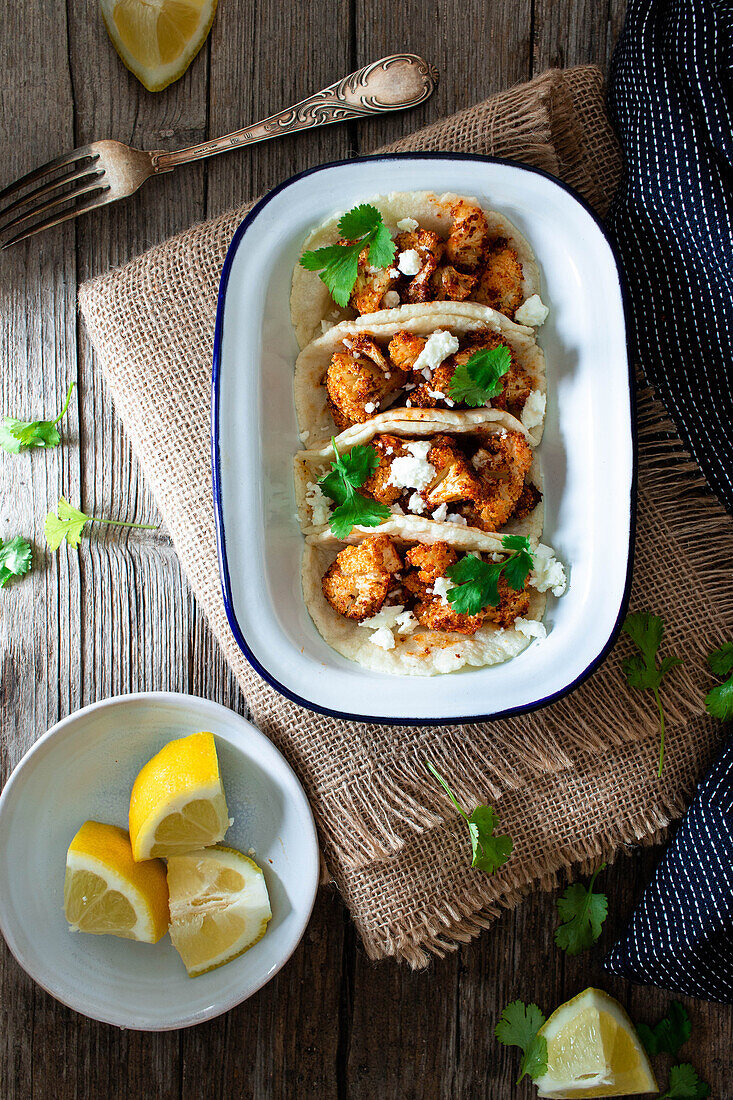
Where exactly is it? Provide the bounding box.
[554,863,608,956]
[425,760,512,874]
[704,641,733,721]
[495,1001,548,1083]
[638,1001,691,1057]
[299,204,396,307]
[44,498,159,551]
[318,439,390,539]
[0,383,75,454]
[621,613,683,776]
[447,345,511,406]
[445,535,534,616]
[660,1063,710,1098]
[0,535,32,588]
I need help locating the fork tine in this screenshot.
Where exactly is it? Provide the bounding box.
[0,146,95,205]
[0,165,103,223]
[0,180,110,239]
[1,191,113,249]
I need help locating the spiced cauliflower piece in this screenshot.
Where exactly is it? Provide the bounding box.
[387,331,428,373]
[348,243,400,314]
[482,574,531,627]
[322,535,403,622]
[431,264,478,302]
[466,429,534,530]
[423,436,485,509]
[326,335,406,429]
[444,199,490,270]
[361,434,408,505]
[473,238,524,318]
[404,541,458,585]
[394,228,444,303]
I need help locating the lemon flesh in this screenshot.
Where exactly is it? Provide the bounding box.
[535,988,658,1098]
[64,821,169,943]
[100,0,218,92]
[129,731,230,861]
[167,846,272,977]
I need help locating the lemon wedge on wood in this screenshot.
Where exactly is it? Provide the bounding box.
[100,0,218,92]
[129,731,230,861]
[167,846,272,977]
[534,988,658,1097]
[64,821,169,943]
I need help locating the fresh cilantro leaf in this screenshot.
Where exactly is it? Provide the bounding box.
[637,1001,691,1057]
[661,1063,710,1099]
[319,440,389,537]
[300,205,396,308]
[447,345,512,407]
[554,864,608,956]
[330,441,380,491]
[329,495,389,539]
[621,612,683,776]
[44,498,159,551]
[0,535,32,587]
[425,760,513,876]
[0,382,75,453]
[446,535,534,616]
[705,678,733,721]
[495,1000,548,1083]
[707,641,733,678]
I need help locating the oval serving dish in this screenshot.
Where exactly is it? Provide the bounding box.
[212,154,634,724]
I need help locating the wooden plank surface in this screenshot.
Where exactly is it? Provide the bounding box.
[1,0,732,1096]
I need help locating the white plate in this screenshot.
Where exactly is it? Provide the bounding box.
[0,693,319,1029]
[212,154,634,723]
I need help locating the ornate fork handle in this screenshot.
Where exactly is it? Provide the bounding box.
[151,54,438,173]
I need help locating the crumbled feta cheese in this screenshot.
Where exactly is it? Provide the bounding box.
[413,331,460,374]
[405,399,412,407]
[431,503,448,522]
[305,481,332,525]
[427,390,446,400]
[514,294,550,327]
[320,320,335,334]
[531,544,567,597]
[366,264,380,275]
[521,389,547,431]
[385,372,391,379]
[491,552,502,562]
[396,216,419,232]
[471,452,487,470]
[446,512,468,526]
[397,249,422,276]
[364,401,378,414]
[514,618,547,641]
[445,398,455,407]
[404,382,416,391]
[388,268,400,279]
[407,492,426,514]
[395,610,418,635]
[386,441,435,491]
[389,503,404,515]
[383,290,401,308]
[385,446,394,455]
[369,626,396,649]
[361,605,405,630]
[299,429,310,442]
[432,576,456,606]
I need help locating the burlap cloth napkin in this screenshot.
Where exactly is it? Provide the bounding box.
[80,67,733,966]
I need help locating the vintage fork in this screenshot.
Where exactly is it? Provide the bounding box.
[0,54,437,249]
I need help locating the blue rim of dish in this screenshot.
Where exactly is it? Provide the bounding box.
[211,152,638,726]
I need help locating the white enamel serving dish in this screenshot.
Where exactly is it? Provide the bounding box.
[212,154,634,724]
[0,693,320,1029]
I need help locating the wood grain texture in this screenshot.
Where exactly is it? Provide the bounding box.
[1,0,732,1096]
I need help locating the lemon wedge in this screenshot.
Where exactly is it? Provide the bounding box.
[129,731,230,861]
[535,988,658,1097]
[167,846,272,976]
[64,821,169,943]
[100,0,218,92]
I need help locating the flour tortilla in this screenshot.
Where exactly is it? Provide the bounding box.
[291,190,542,348]
[293,302,547,448]
[302,538,547,677]
[294,406,543,542]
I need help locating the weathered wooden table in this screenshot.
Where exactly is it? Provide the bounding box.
[2,1,731,1095]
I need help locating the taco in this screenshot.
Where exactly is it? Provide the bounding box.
[302,531,562,676]
[295,407,543,543]
[293,302,547,449]
[291,191,547,348]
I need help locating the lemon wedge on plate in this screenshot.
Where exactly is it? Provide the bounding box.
[129,731,230,861]
[100,0,218,92]
[167,846,272,977]
[534,988,658,1097]
[64,821,169,943]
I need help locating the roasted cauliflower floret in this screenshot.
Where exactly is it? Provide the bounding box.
[473,238,524,318]
[413,595,485,635]
[348,243,400,314]
[431,264,478,302]
[325,335,406,429]
[512,480,543,521]
[404,541,458,585]
[361,434,408,505]
[424,437,485,508]
[387,331,428,372]
[466,430,534,530]
[322,535,403,622]
[483,574,531,627]
[394,229,444,303]
[445,199,490,270]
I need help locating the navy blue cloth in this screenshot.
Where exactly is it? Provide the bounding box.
[607,0,733,513]
[604,734,733,1003]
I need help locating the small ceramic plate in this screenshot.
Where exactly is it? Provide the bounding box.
[0,693,320,1030]
[212,154,634,723]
